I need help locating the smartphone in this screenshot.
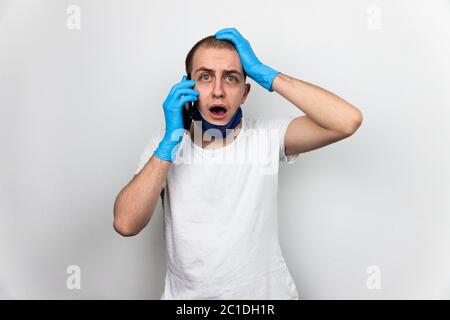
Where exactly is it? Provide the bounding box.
[182,73,195,131]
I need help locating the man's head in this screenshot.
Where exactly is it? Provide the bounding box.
[185,36,251,125]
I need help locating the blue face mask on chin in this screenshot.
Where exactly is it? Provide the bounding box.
[191,105,243,139]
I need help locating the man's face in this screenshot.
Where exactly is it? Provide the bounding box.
[191,46,251,125]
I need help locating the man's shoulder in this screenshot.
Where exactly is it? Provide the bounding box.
[244,117,272,130]
[244,116,294,131]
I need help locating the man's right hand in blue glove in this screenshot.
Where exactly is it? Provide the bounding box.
[154,75,198,162]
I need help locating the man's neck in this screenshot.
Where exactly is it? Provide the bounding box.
[189,120,242,150]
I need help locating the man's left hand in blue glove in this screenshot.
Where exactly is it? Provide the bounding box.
[215,27,280,92]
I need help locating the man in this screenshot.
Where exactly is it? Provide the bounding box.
[113,28,363,299]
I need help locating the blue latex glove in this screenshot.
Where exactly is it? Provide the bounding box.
[154,75,198,162]
[215,28,280,92]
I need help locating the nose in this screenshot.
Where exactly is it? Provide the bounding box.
[211,78,225,98]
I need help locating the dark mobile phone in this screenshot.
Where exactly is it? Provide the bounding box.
[182,73,195,131]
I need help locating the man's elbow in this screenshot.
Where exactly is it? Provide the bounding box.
[113,218,140,237]
[342,109,363,136]
[113,193,141,237]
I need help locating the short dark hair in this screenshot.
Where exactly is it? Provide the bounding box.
[185,35,247,81]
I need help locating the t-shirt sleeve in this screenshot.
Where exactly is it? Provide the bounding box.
[270,116,300,164]
[135,130,165,175]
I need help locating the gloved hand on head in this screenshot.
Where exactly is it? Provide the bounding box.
[154,75,198,162]
[215,27,280,92]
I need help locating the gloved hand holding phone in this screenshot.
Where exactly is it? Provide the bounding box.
[215,27,280,92]
[154,75,198,162]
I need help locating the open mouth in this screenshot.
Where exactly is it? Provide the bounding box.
[209,105,227,119]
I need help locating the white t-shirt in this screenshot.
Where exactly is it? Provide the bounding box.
[135,116,300,299]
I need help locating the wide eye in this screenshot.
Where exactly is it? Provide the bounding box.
[227,75,236,81]
[200,74,210,80]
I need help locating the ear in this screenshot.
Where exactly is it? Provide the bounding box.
[241,83,251,104]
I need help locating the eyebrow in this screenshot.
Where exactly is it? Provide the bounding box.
[194,67,243,78]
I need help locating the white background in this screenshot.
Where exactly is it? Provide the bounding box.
[0,0,449,299]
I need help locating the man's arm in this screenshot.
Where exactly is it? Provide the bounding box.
[213,28,363,155]
[113,155,170,237]
[113,75,197,236]
[272,73,363,156]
